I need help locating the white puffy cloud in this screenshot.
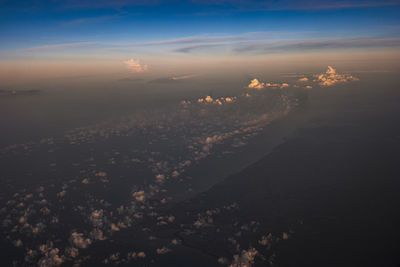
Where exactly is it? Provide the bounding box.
[123,59,148,73]
[316,66,359,86]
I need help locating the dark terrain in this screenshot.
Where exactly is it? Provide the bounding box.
[176,85,400,266]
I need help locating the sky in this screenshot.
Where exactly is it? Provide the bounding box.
[1,0,400,87]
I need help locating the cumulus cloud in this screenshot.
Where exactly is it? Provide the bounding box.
[247,78,265,89]
[315,66,359,86]
[123,59,148,73]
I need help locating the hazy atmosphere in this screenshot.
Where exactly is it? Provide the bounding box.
[1,1,400,266]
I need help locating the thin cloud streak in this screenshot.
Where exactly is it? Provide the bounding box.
[17,36,400,55]
[233,38,400,53]
[20,42,97,52]
[174,37,400,53]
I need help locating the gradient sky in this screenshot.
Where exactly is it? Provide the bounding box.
[1,0,400,86]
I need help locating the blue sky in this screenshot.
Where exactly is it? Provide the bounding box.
[1,0,400,84]
[1,0,399,48]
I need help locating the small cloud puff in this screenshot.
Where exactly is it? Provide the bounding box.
[123,59,148,73]
[316,66,359,86]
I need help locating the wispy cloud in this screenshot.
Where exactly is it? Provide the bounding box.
[173,41,239,53]
[17,35,400,55]
[233,38,400,53]
[172,37,400,53]
[20,42,97,52]
[110,31,287,48]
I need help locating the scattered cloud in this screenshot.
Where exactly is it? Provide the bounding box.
[123,59,148,73]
